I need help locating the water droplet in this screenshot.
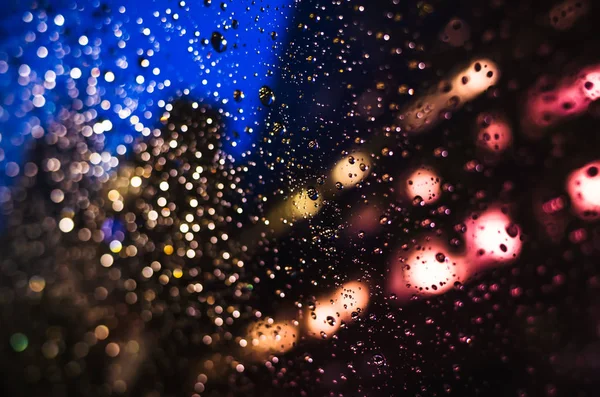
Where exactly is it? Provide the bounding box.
[259,86,275,106]
[412,195,424,206]
[307,186,319,201]
[271,122,286,136]
[372,354,386,366]
[233,89,245,102]
[211,32,227,53]
[506,223,519,238]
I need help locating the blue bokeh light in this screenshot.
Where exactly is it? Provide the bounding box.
[0,0,294,228]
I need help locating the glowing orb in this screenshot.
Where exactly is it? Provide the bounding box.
[464,207,523,269]
[246,318,299,354]
[306,300,342,338]
[566,160,600,220]
[476,113,512,154]
[404,166,442,205]
[330,281,370,319]
[331,152,371,188]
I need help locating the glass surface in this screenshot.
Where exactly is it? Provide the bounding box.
[1,0,600,396]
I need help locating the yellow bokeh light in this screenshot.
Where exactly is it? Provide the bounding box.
[331,152,371,188]
[130,176,142,187]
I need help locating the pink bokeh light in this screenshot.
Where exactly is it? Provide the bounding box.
[389,238,470,297]
[464,207,523,270]
[523,64,600,135]
[475,112,512,155]
[566,160,600,220]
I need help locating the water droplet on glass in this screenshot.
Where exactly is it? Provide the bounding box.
[506,223,519,238]
[307,186,319,201]
[271,122,286,136]
[233,89,245,102]
[412,195,424,206]
[259,86,275,106]
[372,354,386,366]
[211,32,227,53]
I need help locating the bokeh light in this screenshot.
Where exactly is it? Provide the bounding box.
[464,206,523,270]
[390,238,470,297]
[566,160,600,220]
[403,166,442,205]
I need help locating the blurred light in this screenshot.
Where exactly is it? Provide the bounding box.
[59,217,75,232]
[523,64,600,135]
[330,281,370,320]
[566,160,600,220]
[306,282,370,338]
[549,0,590,31]
[331,152,371,188]
[289,188,322,218]
[130,176,142,187]
[245,318,298,356]
[475,112,512,156]
[397,238,469,296]
[403,166,442,205]
[402,58,500,133]
[440,18,470,47]
[452,59,500,101]
[464,206,523,270]
[306,300,342,338]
